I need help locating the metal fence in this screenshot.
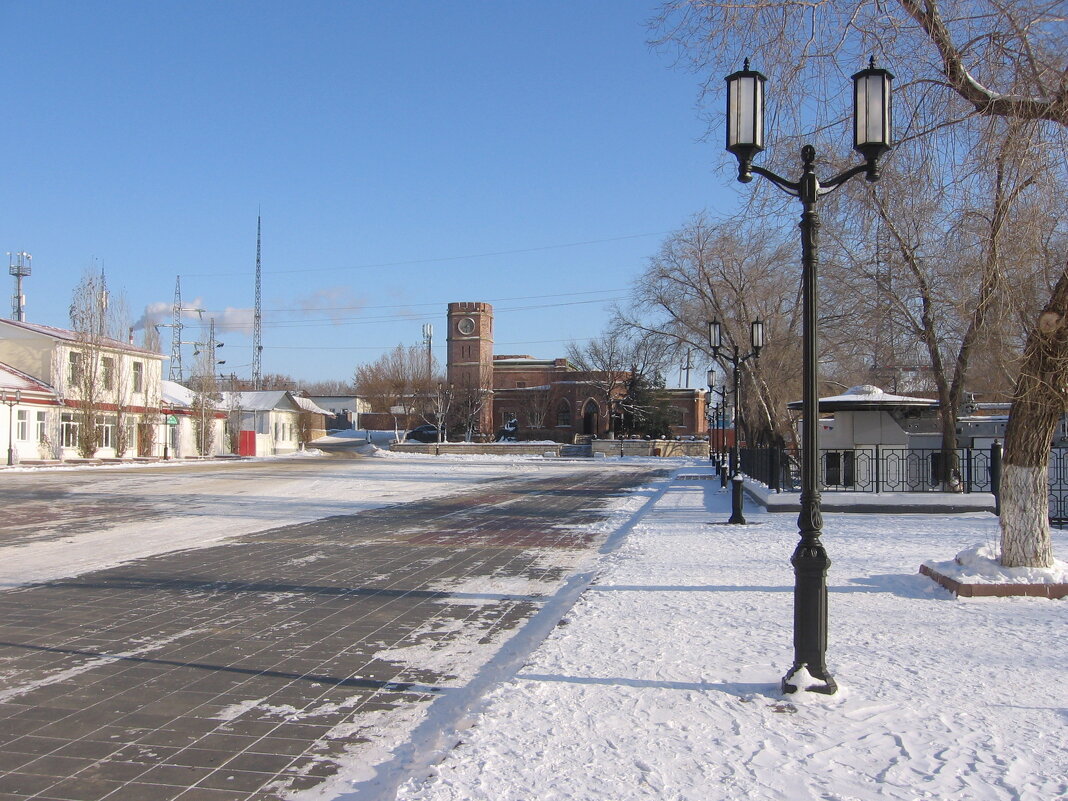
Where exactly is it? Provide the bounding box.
[818,446,994,493]
[741,446,994,494]
[742,445,1068,524]
[1050,448,1068,526]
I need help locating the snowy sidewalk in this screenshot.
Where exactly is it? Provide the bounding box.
[391,468,1068,801]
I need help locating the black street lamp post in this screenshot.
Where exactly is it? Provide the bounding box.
[709,319,764,524]
[2,389,22,467]
[706,369,726,465]
[725,58,893,694]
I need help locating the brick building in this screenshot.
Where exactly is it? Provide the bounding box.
[446,302,706,440]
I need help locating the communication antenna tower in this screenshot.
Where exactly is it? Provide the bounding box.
[8,251,31,322]
[422,323,433,378]
[253,214,263,390]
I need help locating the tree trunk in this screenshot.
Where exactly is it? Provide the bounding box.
[1000,261,1068,568]
[939,417,961,492]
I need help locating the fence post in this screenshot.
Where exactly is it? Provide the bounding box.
[875,445,881,494]
[770,447,781,493]
[990,440,1002,515]
[965,448,973,494]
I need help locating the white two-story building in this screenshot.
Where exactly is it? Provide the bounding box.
[0,319,168,461]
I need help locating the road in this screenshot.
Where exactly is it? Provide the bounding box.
[0,452,668,800]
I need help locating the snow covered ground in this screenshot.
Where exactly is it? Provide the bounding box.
[4,447,1065,800]
[0,445,635,589]
[374,469,1067,801]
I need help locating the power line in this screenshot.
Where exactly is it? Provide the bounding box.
[255,287,626,314]
[232,337,594,352]
[181,230,670,278]
[201,296,628,332]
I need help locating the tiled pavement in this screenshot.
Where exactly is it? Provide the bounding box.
[0,466,663,801]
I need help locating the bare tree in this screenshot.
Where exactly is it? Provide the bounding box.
[107,293,134,458]
[448,364,492,442]
[565,331,638,439]
[302,378,356,395]
[353,345,441,434]
[824,119,1062,489]
[429,382,454,441]
[68,270,108,458]
[189,349,222,456]
[516,385,552,430]
[653,0,1068,567]
[617,212,801,446]
[297,411,316,448]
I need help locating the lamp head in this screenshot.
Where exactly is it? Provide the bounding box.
[725,60,767,182]
[852,57,894,179]
[708,320,723,356]
[750,319,766,356]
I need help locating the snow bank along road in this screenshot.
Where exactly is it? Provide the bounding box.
[0,453,670,800]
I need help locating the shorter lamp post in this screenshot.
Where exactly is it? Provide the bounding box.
[710,319,764,523]
[706,369,727,470]
[719,402,733,489]
[2,389,22,466]
[725,57,893,694]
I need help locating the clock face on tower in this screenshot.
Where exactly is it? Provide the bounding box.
[457,317,476,335]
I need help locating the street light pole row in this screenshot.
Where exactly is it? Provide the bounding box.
[709,319,764,524]
[705,376,727,469]
[724,57,893,695]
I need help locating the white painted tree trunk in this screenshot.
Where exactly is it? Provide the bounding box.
[999,464,1054,568]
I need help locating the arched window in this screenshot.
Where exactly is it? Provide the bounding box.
[556,399,572,427]
[582,399,599,436]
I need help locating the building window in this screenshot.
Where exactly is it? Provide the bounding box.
[68,352,83,385]
[556,400,572,427]
[36,411,47,443]
[61,413,79,448]
[102,357,115,391]
[516,381,527,388]
[132,362,144,393]
[98,416,116,450]
[16,410,28,441]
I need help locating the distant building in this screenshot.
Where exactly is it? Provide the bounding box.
[445,302,705,440]
[307,395,369,430]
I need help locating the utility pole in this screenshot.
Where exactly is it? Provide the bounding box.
[8,251,31,322]
[681,349,694,387]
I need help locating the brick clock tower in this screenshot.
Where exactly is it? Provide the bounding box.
[446,302,494,434]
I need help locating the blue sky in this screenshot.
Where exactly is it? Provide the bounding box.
[0,1,741,385]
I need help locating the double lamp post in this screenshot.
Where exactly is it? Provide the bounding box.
[724,58,893,694]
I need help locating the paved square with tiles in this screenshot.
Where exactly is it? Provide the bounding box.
[0,465,663,800]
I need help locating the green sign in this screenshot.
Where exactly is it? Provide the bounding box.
[165,415,179,425]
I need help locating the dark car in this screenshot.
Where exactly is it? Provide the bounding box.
[405,425,441,443]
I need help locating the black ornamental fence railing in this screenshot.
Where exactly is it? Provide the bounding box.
[740,445,1068,525]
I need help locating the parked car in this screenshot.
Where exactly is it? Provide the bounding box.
[405,425,441,443]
